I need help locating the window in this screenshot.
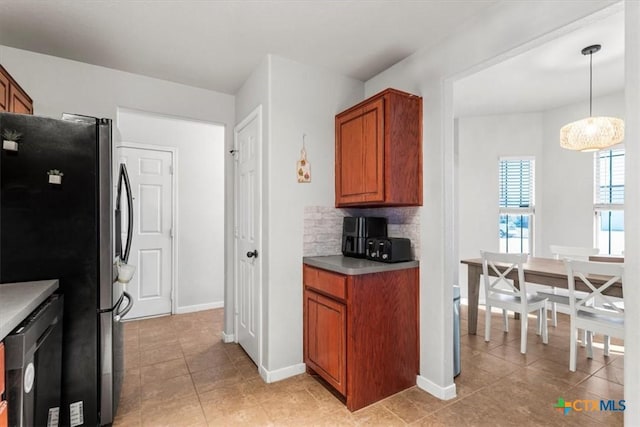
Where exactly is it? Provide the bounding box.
[499,157,534,254]
[594,148,624,255]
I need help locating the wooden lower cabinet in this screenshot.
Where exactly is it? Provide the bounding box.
[0,401,6,427]
[0,342,4,394]
[303,264,419,411]
[304,290,346,394]
[1,342,6,427]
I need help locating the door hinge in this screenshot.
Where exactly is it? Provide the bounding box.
[169,165,174,175]
[169,228,174,238]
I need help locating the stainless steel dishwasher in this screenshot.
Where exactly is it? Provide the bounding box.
[4,294,64,427]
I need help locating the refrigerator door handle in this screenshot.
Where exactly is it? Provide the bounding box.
[97,291,123,314]
[114,291,133,322]
[117,163,134,264]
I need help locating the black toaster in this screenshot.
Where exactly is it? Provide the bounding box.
[365,237,412,263]
[342,216,387,258]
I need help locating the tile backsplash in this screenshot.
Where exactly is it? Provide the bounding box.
[303,206,421,258]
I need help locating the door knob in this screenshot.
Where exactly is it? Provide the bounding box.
[247,250,258,258]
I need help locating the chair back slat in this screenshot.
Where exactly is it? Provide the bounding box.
[481,251,527,302]
[550,245,599,261]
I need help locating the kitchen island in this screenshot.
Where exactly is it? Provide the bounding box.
[0,280,59,340]
[302,255,419,411]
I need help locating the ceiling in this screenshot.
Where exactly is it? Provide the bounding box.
[0,0,499,95]
[454,10,625,117]
[0,2,624,115]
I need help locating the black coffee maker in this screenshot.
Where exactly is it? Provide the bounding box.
[341,216,387,258]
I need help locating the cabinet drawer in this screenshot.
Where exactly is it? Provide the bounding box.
[303,265,346,300]
[0,71,8,112]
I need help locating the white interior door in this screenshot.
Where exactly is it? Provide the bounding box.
[235,107,261,365]
[119,146,173,319]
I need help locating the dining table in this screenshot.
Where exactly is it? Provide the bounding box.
[460,256,624,335]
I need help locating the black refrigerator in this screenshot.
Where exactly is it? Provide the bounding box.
[0,112,134,426]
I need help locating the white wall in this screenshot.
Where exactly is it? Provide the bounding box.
[117,109,225,312]
[539,91,625,256]
[0,44,236,314]
[457,113,543,299]
[364,0,623,400]
[0,46,234,128]
[624,1,640,421]
[234,54,363,377]
[268,56,363,373]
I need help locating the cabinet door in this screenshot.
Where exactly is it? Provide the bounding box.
[9,85,33,115]
[0,71,8,112]
[0,342,4,427]
[335,98,384,206]
[0,401,7,427]
[0,342,4,395]
[304,290,346,394]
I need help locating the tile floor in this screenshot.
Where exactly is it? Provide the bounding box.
[113,305,624,426]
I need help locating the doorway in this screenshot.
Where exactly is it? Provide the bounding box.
[117,144,175,319]
[444,4,625,393]
[117,107,226,318]
[451,8,624,301]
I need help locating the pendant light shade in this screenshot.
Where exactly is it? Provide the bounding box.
[560,44,624,152]
[560,116,624,152]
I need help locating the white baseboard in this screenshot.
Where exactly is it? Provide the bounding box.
[221,331,235,343]
[417,375,457,400]
[174,301,224,314]
[259,363,306,383]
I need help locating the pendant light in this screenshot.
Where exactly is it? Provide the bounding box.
[559,44,624,152]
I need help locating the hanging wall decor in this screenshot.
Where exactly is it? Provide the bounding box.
[47,169,64,184]
[297,133,311,183]
[2,129,22,151]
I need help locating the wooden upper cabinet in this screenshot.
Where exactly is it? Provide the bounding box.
[0,65,33,115]
[9,86,33,115]
[0,70,9,112]
[335,88,422,207]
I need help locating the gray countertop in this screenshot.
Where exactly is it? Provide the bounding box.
[0,279,59,340]
[303,255,419,275]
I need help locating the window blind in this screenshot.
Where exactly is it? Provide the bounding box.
[499,158,534,214]
[595,149,624,208]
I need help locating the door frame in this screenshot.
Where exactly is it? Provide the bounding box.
[232,105,263,370]
[116,141,178,315]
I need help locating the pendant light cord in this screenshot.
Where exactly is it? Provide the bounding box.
[589,51,593,117]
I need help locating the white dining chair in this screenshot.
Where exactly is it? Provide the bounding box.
[481,251,548,354]
[589,255,624,355]
[565,259,624,371]
[537,245,599,327]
